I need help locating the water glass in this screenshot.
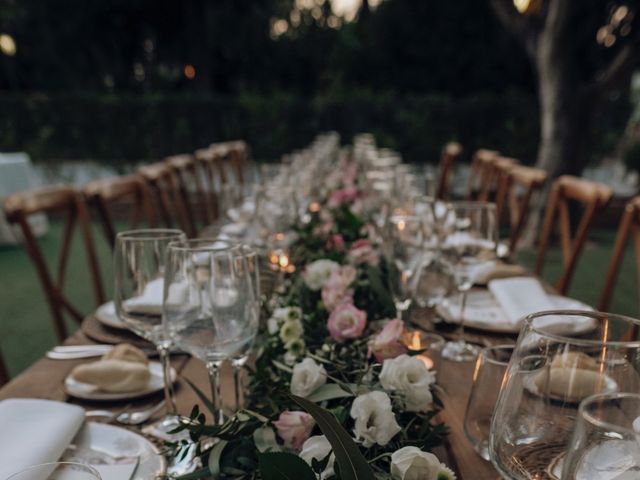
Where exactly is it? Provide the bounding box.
[7,462,101,479]
[562,392,640,479]
[464,344,513,461]
[489,310,640,480]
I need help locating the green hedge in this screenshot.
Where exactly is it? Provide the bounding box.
[0,90,543,164]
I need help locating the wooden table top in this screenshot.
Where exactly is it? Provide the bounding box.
[0,311,514,479]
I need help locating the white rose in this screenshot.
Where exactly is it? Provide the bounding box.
[299,435,335,480]
[291,358,327,397]
[390,446,456,480]
[303,260,340,290]
[350,391,401,447]
[379,354,435,412]
[280,318,303,344]
[267,317,280,335]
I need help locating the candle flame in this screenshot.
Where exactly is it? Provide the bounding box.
[410,331,421,350]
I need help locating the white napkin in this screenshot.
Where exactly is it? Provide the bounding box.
[123,277,164,315]
[488,277,554,326]
[0,399,84,478]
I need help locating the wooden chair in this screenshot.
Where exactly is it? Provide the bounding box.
[194,145,226,222]
[535,175,613,295]
[478,156,518,204]
[225,140,250,186]
[165,153,210,228]
[436,141,462,200]
[138,162,196,238]
[599,196,640,314]
[4,185,105,341]
[466,149,499,200]
[84,174,157,250]
[494,164,547,252]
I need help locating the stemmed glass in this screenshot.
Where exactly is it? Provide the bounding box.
[386,215,424,320]
[114,228,186,429]
[230,245,261,412]
[489,310,640,480]
[562,392,640,479]
[441,202,497,362]
[163,239,258,425]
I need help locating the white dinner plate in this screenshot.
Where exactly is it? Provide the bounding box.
[436,290,594,334]
[64,362,177,401]
[62,421,165,479]
[95,301,127,330]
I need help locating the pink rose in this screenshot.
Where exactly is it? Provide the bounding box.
[328,187,361,207]
[321,266,357,311]
[327,302,367,342]
[326,234,346,252]
[347,239,380,267]
[368,319,407,362]
[274,411,315,450]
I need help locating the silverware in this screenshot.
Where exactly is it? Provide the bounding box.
[85,401,166,425]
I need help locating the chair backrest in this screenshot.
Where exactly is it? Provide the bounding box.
[477,155,518,204]
[599,196,640,315]
[138,162,196,237]
[4,185,105,341]
[194,145,226,221]
[436,141,462,200]
[535,175,613,295]
[495,164,547,252]
[467,149,499,200]
[225,140,250,186]
[84,174,157,250]
[165,153,210,228]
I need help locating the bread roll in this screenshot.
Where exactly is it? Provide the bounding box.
[535,367,603,402]
[550,351,597,372]
[102,343,148,365]
[72,359,151,392]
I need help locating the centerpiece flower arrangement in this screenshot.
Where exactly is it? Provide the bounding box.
[171,149,454,480]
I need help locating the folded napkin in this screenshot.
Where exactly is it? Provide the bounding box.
[123,277,164,315]
[488,277,554,326]
[0,399,84,478]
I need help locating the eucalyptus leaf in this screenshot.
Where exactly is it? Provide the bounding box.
[307,383,357,402]
[207,439,228,478]
[258,452,316,480]
[290,394,375,480]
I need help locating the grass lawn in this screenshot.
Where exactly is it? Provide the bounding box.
[0,222,637,379]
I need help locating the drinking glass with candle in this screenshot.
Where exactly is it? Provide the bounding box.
[405,330,445,371]
[114,228,186,430]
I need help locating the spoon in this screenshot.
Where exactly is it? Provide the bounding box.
[86,400,165,425]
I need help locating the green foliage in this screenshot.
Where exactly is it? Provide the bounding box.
[624,140,640,172]
[258,452,317,480]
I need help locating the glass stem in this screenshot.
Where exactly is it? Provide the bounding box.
[232,362,242,411]
[458,288,468,344]
[206,361,224,425]
[157,344,177,415]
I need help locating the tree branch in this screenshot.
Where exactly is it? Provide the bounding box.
[542,0,572,43]
[489,0,539,58]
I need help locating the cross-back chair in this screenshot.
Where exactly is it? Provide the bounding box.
[165,153,210,229]
[599,197,640,320]
[84,174,157,250]
[138,162,196,238]
[194,145,226,222]
[478,155,518,204]
[4,185,105,341]
[466,149,499,200]
[436,141,462,200]
[223,140,250,187]
[494,164,547,253]
[535,175,613,295]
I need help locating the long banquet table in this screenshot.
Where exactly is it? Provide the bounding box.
[0,307,513,479]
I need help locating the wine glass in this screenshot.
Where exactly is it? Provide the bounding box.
[386,215,424,320]
[441,202,497,362]
[7,462,101,479]
[230,244,261,412]
[562,392,640,479]
[489,310,640,480]
[113,228,186,428]
[163,239,258,425]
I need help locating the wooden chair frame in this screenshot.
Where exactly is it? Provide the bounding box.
[138,162,196,238]
[535,175,613,295]
[466,149,499,200]
[494,164,547,253]
[4,186,105,341]
[194,145,226,222]
[165,153,210,229]
[436,142,462,200]
[599,197,640,314]
[478,156,518,204]
[84,174,157,250]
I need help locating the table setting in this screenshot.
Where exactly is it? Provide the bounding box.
[2,132,640,480]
